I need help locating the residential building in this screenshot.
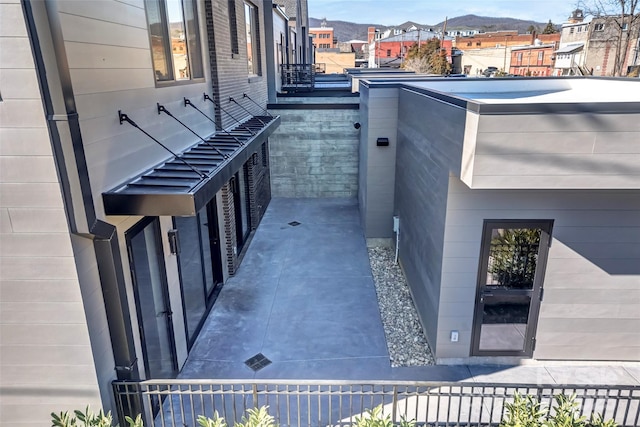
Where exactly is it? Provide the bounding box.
[0,1,309,425]
[357,76,640,363]
[554,9,590,76]
[273,0,311,65]
[457,31,560,75]
[584,14,640,76]
[315,49,356,73]
[510,42,558,76]
[367,27,457,70]
[310,19,336,50]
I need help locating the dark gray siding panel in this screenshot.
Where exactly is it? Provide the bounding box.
[393,89,467,350]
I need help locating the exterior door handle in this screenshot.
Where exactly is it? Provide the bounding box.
[157,310,173,317]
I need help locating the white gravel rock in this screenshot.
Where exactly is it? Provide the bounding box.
[368,246,435,367]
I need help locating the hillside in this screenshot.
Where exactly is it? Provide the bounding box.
[310,15,550,43]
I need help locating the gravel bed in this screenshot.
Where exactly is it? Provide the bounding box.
[368,246,435,367]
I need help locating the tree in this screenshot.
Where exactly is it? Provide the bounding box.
[526,24,538,34]
[542,20,558,33]
[488,229,541,289]
[579,0,640,76]
[402,38,452,74]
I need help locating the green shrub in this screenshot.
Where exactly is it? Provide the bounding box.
[500,393,617,427]
[235,406,276,427]
[351,405,415,427]
[500,393,547,427]
[197,411,227,427]
[51,406,114,427]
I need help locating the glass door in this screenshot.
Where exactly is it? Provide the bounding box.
[471,220,553,357]
[174,214,207,347]
[126,217,177,378]
[203,199,224,299]
[174,200,224,349]
[232,165,251,252]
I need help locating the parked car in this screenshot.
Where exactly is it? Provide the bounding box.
[482,66,498,77]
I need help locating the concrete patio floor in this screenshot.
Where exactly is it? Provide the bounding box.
[180,198,640,385]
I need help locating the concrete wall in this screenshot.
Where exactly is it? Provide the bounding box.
[0,1,102,425]
[358,85,399,238]
[268,104,360,197]
[393,88,467,351]
[440,178,640,361]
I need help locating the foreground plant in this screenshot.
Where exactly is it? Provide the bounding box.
[51,406,114,427]
[235,406,276,427]
[501,393,547,427]
[500,393,618,427]
[351,405,415,427]
[198,411,227,427]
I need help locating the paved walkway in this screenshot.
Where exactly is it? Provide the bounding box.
[181,198,640,385]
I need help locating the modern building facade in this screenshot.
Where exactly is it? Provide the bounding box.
[0,1,309,425]
[357,76,640,364]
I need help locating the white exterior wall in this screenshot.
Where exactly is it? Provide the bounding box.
[458,47,511,75]
[0,1,102,425]
[439,178,640,361]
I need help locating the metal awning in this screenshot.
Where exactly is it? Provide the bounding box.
[102,115,280,216]
[555,43,584,54]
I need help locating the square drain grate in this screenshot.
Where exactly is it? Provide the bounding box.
[244,353,272,371]
[288,221,301,227]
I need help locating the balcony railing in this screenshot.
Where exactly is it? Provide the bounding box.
[112,380,640,427]
[281,64,315,92]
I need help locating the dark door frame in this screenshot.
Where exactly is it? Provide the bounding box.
[231,165,251,253]
[205,197,224,300]
[125,216,178,378]
[173,198,224,350]
[470,219,553,357]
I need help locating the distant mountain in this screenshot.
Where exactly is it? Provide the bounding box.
[435,14,549,34]
[309,18,378,42]
[310,15,550,43]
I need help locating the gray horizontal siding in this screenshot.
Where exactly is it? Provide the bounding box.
[439,178,640,361]
[469,112,640,189]
[393,89,467,354]
[0,3,102,424]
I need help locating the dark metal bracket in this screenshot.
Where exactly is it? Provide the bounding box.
[229,96,266,126]
[243,93,274,118]
[204,93,256,135]
[157,103,229,159]
[184,97,244,145]
[116,110,207,178]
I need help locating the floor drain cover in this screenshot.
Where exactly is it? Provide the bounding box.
[244,353,272,371]
[288,221,301,227]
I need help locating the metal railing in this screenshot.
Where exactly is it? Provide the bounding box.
[112,380,640,427]
[280,64,315,92]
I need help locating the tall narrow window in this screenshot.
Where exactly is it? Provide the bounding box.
[145,0,204,83]
[244,2,259,76]
[228,0,239,54]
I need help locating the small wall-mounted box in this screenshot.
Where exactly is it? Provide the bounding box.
[376,137,389,147]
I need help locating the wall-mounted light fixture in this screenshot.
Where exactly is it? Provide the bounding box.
[168,229,180,255]
[376,137,389,147]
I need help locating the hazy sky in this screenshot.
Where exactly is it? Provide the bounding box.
[307,0,582,27]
